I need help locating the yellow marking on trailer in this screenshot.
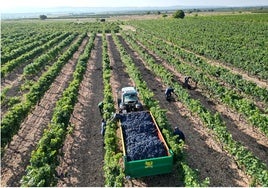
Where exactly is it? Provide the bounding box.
[145,161,153,168]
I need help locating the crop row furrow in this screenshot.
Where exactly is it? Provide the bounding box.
[20,33,95,187]
[112,32,210,187]
[1,33,87,153]
[102,33,125,187]
[1,32,69,78]
[1,33,78,112]
[1,32,55,64]
[132,29,268,106]
[121,32,268,186]
[23,33,78,76]
[124,31,268,137]
[1,30,38,51]
[129,16,268,80]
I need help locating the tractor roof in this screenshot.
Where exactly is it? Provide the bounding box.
[121,87,137,94]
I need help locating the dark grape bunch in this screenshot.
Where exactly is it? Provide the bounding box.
[121,111,167,161]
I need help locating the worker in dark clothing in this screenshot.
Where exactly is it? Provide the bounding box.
[101,119,106,136]
[111,113,122,122]
[184,76,197,90]
[165,87,174,101]
[184,76,192,89]
[174,126,185,143]
[98,101,104,116]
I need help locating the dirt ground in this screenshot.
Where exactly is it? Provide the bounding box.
[106,34,184,187]
[117,35,251,186]
[133,38,268,167]
[56,35,105,187]
[1,33,267,187]
[121,33,268,186]
[1,37,89,187]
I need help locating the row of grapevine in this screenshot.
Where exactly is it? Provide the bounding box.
[1,32,33,48]
[1,32,54,64]
[1,31,62,67]
[23,33,78,76]
[101,33,125,187]
[1,34,79,115]
[121,32,268,186]
[1,25,39,52]
[20,33,95,186]
[1,32,70,78]
[112,32,210,186]
[1,16,267,186]
[124,31,268,137]
[132,29,268,106]
[1,33,86,153]
[1,33,78,116]
[129,14,268,80]
[1,20,121,37]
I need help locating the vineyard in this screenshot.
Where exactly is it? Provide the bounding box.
[1,13,268,187]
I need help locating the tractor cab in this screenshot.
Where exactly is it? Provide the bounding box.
[118,87,143,113]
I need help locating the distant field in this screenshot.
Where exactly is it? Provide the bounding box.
[1,13,267,187]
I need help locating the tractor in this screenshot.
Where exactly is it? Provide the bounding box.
[118,87,143,113]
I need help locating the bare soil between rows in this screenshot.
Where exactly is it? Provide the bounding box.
[133,37,268,167]
[151,30,268,89]
[1,36,81,117]
[1,37,89,187]
[106,34,183,187]
[56,35,105,187]
[117,35,252,186]
[1,33,267,187]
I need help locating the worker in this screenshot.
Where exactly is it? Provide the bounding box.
[101,119,106,136]
[98,101,104,116]
[174,126,185,143]
[184,76,197,90]
[165,87,174,101]
[110,113,122,122]
[184,76,192,89]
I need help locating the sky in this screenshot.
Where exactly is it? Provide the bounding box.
[1,0,268,13]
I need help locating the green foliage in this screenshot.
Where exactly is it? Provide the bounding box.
[126,27,268,136]
[21,164,56,187]
[0,86,9,104]
[181,162,210,187]
[1,34,86,153]
[129,14,268,80]
[20,33,95,186]
[121,30,268,186]
[7,96,21,107]
[173,10,185,19]
[114,32,209,186]
[1,32,67,78]
[23,33,77,76]
[101,32,125,186]
[162,14,168,18]
[39,15,47,20]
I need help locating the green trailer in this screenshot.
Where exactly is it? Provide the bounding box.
[119,111,174,178]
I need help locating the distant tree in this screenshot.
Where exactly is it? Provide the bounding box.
[162,14,168,18]
[173,10,185,19]
[39,15,47,20]
[193,9,201,12]
[156,11,161,15]
[100,18,106,22]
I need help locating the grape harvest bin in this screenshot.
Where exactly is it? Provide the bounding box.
[119,111,174,178]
